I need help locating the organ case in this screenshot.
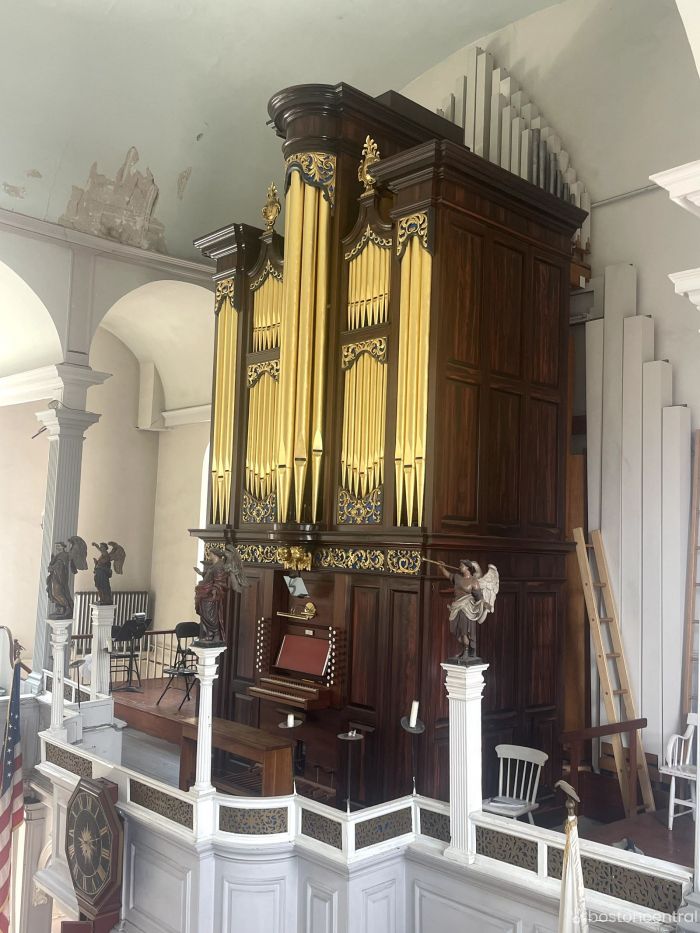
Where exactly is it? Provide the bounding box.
[194,82,585,806]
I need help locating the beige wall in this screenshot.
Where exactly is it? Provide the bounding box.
[0,402,48,653]
[150,422,209,630]
[78,327,159,595]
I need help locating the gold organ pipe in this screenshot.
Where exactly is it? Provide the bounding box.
[311,194,330,523]
[404,238,422,524]
[347,361,357,496]
[340,368,349,489]
[292,183,319,522]
[348,255,355,330]
[277,171,304,522]
[415,250,432,525]
[219,298,232,522]
[379,360,387,483]
[261,374,269,498]
[367,356,377,493]
[395,251,411,524]
[223,297,237,522]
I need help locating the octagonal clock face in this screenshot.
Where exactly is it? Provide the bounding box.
[66,789,114,903]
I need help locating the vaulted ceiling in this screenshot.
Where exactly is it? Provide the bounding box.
[1,0,562,260]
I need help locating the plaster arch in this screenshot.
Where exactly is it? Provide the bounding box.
[0,258,62,377]
[95,279,215,413]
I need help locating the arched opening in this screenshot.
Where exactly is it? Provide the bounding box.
[76,279,213,632]
[0,259,62,378]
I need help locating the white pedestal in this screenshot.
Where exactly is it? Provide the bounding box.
[190,643,227,795]
[47,617,72,742]
[18,799,52,933]
[90,603,115,699]
[441,661,488,864]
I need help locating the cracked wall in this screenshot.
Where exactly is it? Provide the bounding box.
[59,146,166,252]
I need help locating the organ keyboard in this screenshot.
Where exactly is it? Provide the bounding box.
[248,676,332,711]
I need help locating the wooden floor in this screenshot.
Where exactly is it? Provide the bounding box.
[581,809,695,868]
[113,678,197,745]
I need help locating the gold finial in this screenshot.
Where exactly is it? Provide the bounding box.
[261,182,281,231]
[358,136,380,193]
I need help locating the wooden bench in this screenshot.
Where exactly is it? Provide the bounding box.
[178,717,294,796]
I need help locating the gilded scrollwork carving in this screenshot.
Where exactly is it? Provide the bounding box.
[386,548,422,576]
[344,224,392,261]
[241,490,277,524]
[237,544,281,566]
[341,337,387,370]
[358,136,380,193]
[337,486,383,524]
[285,151,337,206]
[276,546,312,572]
[215,275,237,312]
[395,211,430,257]
[261,182,281,232]
[247,359,280,386]
[250,259,283,292]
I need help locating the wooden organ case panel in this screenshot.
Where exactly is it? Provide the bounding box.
[194,83,585,807]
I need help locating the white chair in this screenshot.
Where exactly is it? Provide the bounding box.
[659,714,697,831]
[482,744,549,824]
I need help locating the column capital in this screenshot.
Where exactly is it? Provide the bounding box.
[36,404,100,439]
[441,661,489,702]
[47,616,73,643]
[191,643,226,682]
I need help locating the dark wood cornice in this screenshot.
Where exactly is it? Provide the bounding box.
[371,139,588,238]
[193,222,263,263]
[267,82,462,160]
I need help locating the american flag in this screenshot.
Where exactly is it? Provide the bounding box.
[0,664,23,933]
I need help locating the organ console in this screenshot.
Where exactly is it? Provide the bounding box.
[193,82,586,807]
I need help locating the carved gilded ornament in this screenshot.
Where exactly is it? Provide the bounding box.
[358,136,380,193]
[337,486,383,524]
[341,337,387,370]
[237,544,281,565]
[247,359,280,386]
[344,224,392,261]
[261,182,281,231]
[277,546,312,572]
[215,276,237,312]
[241,490,277,524]
[285,151,337,206]
[250,259,283,292]
[395,212,430,257]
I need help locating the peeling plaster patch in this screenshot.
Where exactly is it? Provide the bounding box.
[59,146,166,252]
[176,167,192,200]
[2,183,26,198]
[196,132,204,142]
[25,168,42,179]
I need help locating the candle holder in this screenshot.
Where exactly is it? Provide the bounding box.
[338,729,364,813]
[279,716,305,778]
[401,715,425,795]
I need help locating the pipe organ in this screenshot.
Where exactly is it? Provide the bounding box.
[194,83,585,806]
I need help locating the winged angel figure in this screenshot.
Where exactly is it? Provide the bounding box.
[437,559,500,661]
[92,541,126,605]
[46,536,88,619]
[194,544,249,643]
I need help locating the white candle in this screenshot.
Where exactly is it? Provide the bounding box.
[287,713,295,727]
[409,700,419,728]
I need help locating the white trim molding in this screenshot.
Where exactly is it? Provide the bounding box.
[0,206,214,284]
[669,267,700,311]
[650,160,700,220]
[0,362,109,408]
[162,404,211,428]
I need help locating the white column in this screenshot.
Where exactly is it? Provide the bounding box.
[641,360,673,758]
[190,644,226,795]
[600,264,637,616]
[662,405,692,745]
[17,799,52,933]
[47,617,72,741]
[90,604,115,699]
[441,661,488,864]
[620,315,654,706]
[32,405,100,677]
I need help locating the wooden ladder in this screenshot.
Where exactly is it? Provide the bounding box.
[682,430,700,717]
[573,527,655,815]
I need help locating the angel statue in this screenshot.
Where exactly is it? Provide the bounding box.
[436,559,500,662]
[91,541,126,605]
[194,544,249,643]
[46,536,88,619]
